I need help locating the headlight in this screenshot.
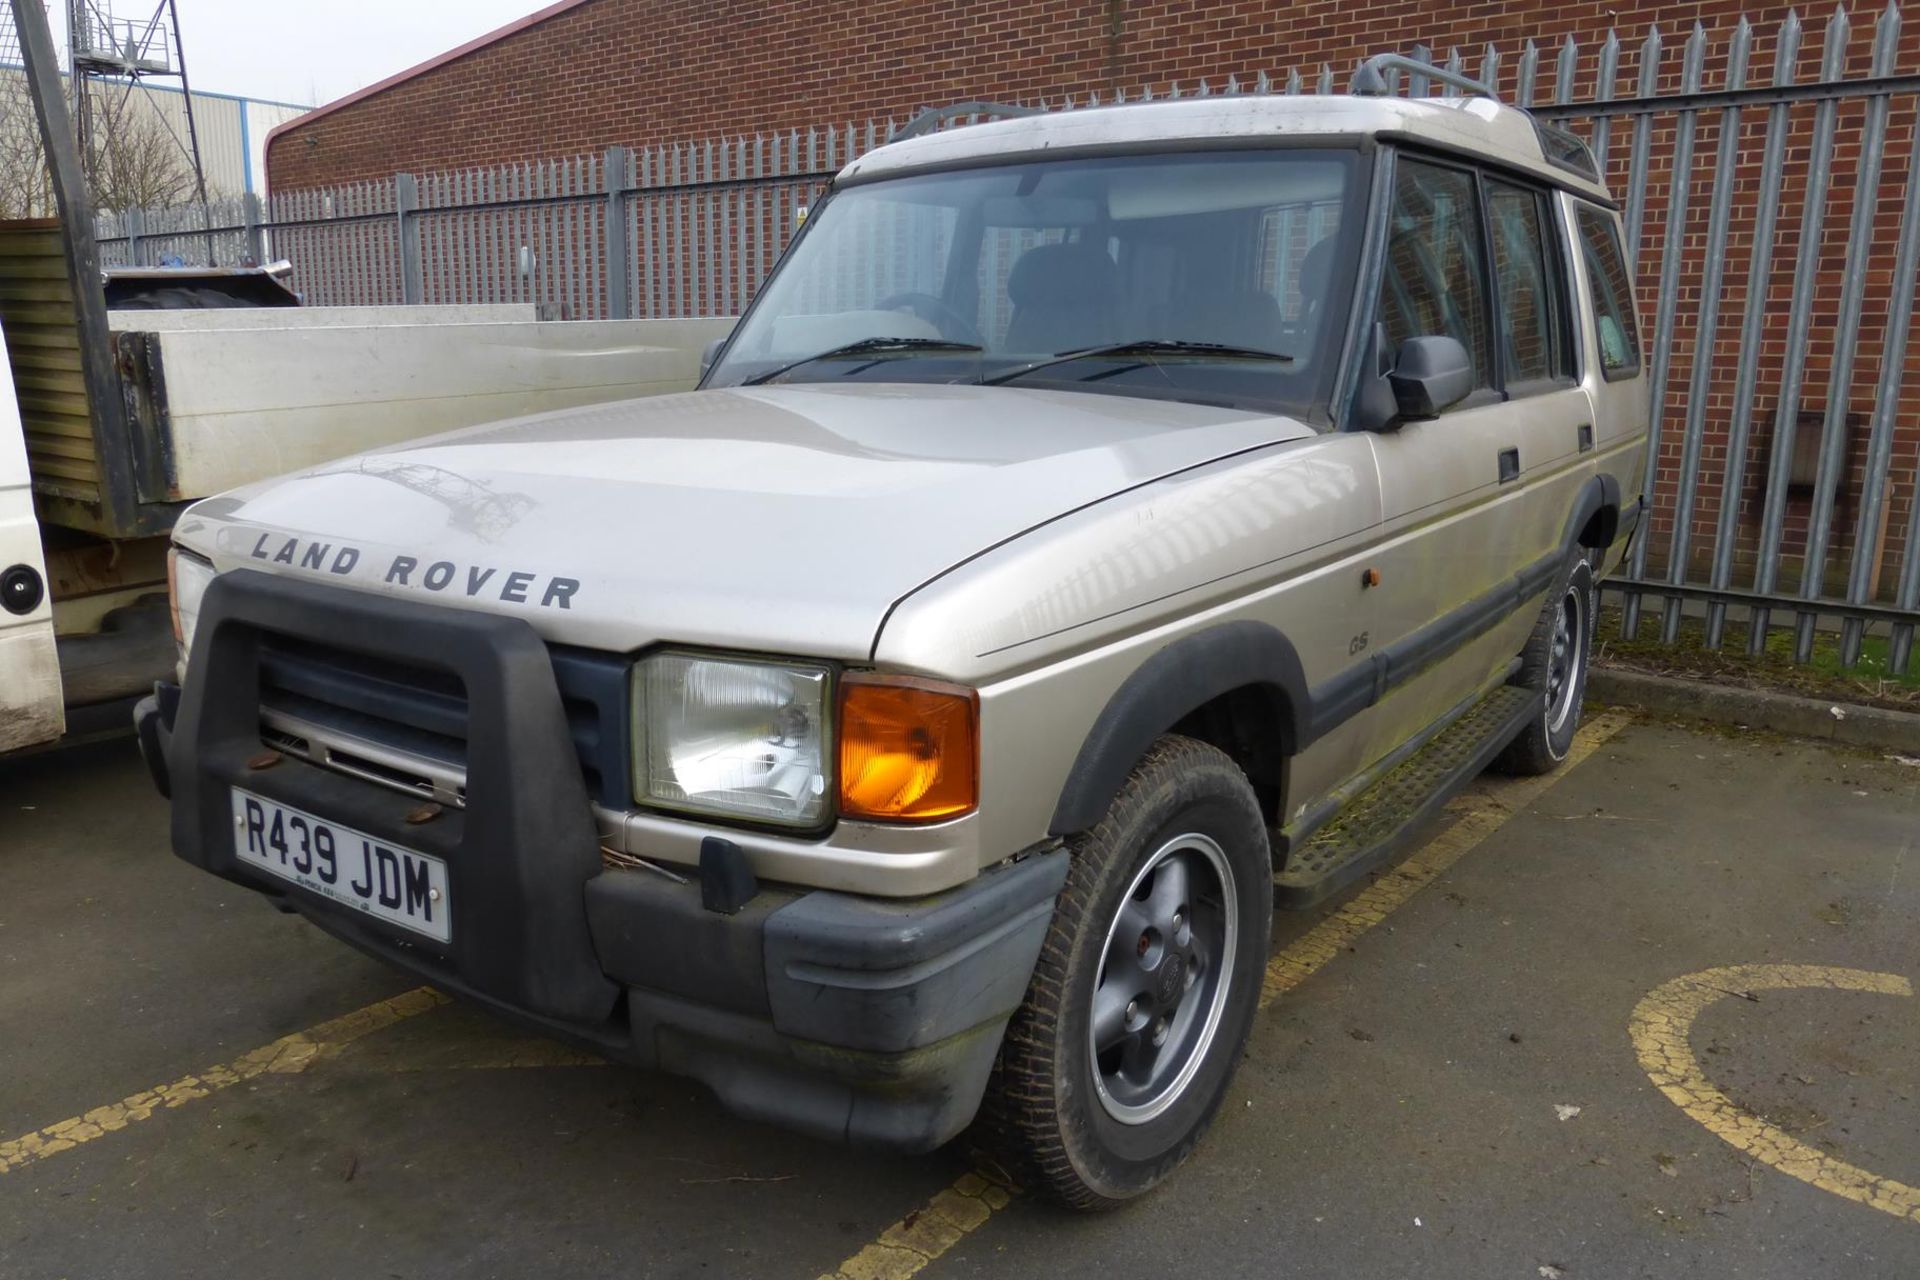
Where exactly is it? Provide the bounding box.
[167,547,216,663]
[632,652,832,828]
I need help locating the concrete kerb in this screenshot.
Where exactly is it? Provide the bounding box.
[1588,665,1920,754]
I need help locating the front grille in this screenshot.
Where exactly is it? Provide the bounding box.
[255,634,631,809]
[260,716,466,807]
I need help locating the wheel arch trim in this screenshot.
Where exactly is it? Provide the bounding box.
[1565,473,1621,550]
[1048,621,1309,836]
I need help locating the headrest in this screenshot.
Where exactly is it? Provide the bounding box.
[1007,242,1119,306]
[1297,236,1337,300]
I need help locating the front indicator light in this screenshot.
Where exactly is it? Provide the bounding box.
[838,676,978,822]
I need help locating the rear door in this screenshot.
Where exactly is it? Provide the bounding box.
[0,322,64,752]
[1482,173,1596,571]
[1567,199,1649,576]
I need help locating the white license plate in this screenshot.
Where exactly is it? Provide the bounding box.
[231,788,451,943]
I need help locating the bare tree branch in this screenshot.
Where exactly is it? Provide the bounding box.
[0,74,53,219]
[0,72,196,219]
[83,85,196,213]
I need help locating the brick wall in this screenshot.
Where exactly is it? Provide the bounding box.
[267,0,1862,192]
[263,0,1920,610]
[1574,16,1920,602]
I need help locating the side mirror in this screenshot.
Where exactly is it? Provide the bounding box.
[1386,335,1474,421]
[699,335,729,379]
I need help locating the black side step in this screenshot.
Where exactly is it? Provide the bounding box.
[1272,684,1542,909]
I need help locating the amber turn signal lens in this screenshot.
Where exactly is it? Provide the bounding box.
[838,676,978,822]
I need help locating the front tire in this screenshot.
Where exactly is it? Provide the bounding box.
[978,735,1272,1210]
[1494,553,1595,775]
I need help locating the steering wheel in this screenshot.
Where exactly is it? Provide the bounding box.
[876,291,984,346]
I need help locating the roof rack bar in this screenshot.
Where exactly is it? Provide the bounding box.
[891,101,1044,142]
[1351,53,1497,100]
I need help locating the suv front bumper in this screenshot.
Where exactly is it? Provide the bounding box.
[135,569,1066,1152]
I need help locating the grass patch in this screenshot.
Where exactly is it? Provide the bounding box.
[1595,604,1920,714]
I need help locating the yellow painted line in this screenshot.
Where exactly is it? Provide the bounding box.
[818,709,1635,1279]
[0,986,446,1176]
[1631,964,1920,1224]
[1260,708,1634,1008]
[816,1171,1013,1280]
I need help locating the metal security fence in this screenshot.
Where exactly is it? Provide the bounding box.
[1517,9,1920,675]
[414,159,601,317]
[90,8,1920,673]
[93,129,860,317]
[96,196,260,270]
[270,181,403,307]
[95,185,401,295]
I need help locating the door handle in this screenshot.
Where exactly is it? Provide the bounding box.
[1497,447,1520,484]
[1576,422,1594,453]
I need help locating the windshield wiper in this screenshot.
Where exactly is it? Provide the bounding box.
[742,336,983,386]
[981,339,1294,387]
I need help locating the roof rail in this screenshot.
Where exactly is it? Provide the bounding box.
[890,101,1043,142]
[1350,54,1496,101]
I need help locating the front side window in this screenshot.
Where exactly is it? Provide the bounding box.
[1376,159,1493,395]
[1575,205,1641,379]
[704,149,1367,422]
[1486,178,1570,386]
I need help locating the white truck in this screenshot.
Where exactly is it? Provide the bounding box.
[0,0,728,756]
[0,288,727,753]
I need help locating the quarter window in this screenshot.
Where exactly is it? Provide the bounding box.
[1486,179,1570,386]
[1575,206,1641,379]
[1377,159,1492,395]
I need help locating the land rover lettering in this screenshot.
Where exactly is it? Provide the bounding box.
[242,534,581,608]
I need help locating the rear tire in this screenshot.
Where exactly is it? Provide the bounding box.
[1494,553,1595,775]
[977,735,1272,1210]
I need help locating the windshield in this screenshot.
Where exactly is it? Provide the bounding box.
[704,148,1366,420]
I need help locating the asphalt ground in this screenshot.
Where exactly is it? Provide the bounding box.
[1,711,1917,1279]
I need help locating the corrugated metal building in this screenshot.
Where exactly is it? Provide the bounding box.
[0,66,308,197]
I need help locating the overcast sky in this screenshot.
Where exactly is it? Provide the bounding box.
[51,0,550,108]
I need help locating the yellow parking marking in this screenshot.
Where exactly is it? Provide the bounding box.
[1631,964,1920,1224]
[1260,708,1633,1008]
[817,710,1635,1279]
[0,986,445,1176]
[816,1171,1013,1280]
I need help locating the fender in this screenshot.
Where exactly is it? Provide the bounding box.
[1048,620,1307,836]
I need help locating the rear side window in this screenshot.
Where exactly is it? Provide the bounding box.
[1378,159,1492,395]
[1575,206,1641,379]
[1486,179,1571,387]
